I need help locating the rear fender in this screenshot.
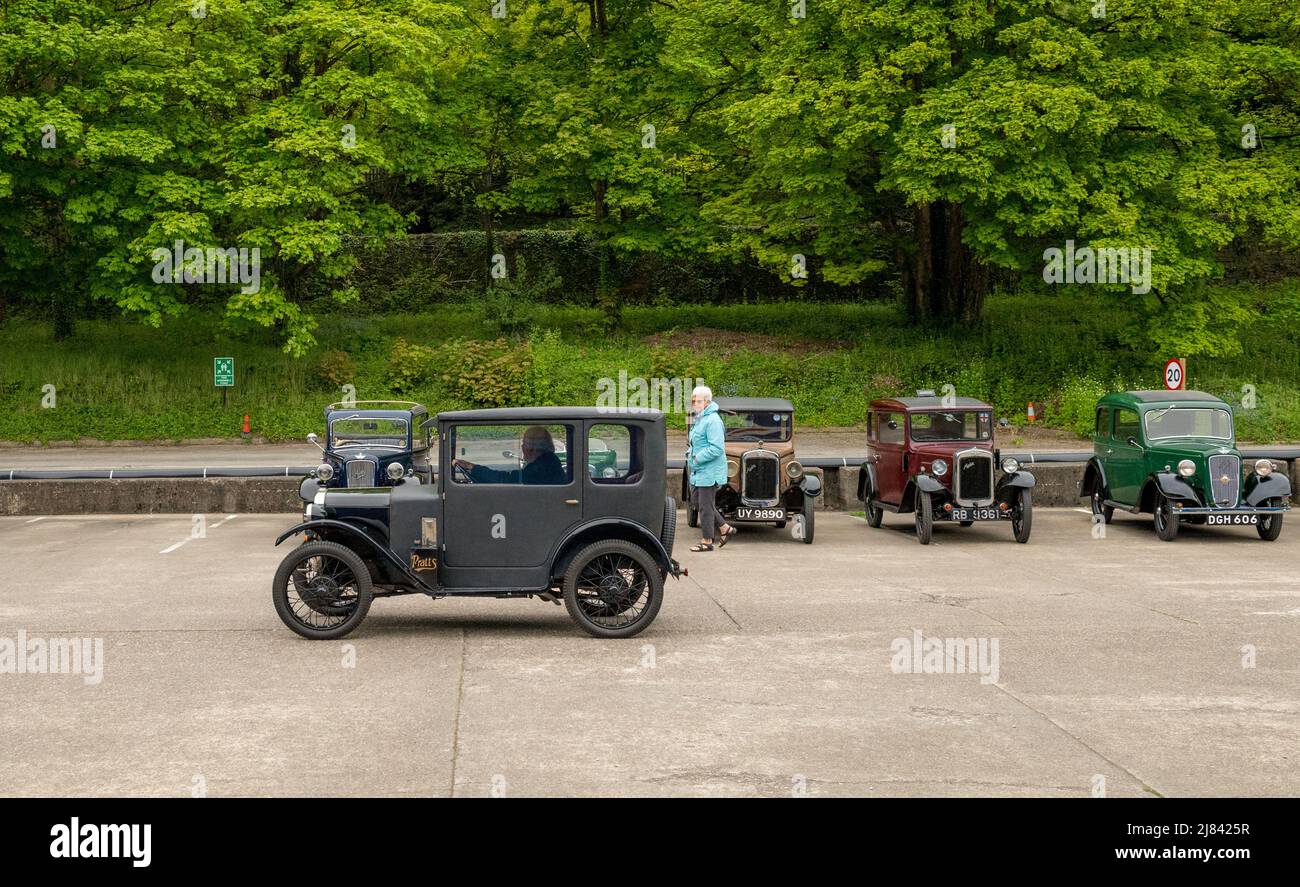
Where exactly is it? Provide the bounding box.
[550,519,675,581]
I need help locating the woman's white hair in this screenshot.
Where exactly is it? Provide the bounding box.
[691,385,713,402]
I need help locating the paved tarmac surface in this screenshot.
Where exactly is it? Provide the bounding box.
[1,509,1296,797]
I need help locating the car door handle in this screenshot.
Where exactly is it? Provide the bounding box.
[565,499,579,506]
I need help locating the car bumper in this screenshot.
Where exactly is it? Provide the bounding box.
[1171,504,1290,515]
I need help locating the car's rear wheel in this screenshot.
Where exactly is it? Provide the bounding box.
[1153,496,1180,541]
[1012,489,1033,543]
[865,500,884,528]
[1090,484,1114,524]
[915,491,933,545]
[1257,499,1284,541]
[273,541,373,639]
[563,540,664,639]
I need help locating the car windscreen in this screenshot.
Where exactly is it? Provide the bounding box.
[1144,407,1232,441]
[330,416,409,448]
[909,411,992,442]
[720,410,791,442]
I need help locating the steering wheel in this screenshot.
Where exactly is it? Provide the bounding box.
[453,461,475,484]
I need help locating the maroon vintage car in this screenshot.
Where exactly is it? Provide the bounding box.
[856,391,1036,544]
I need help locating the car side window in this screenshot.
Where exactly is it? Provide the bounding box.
[588,424,644,484]
[879,412,905,445]
[1095,408,1109,438]
[1114,409,1140,442]
[866,412,875,441]
[450,424,574,485]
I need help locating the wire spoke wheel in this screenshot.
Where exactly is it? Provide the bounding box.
[574,553,650,628]
[273,541,373,639]
[563,540,664,638]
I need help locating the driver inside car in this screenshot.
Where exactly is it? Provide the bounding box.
[454,426,567,485]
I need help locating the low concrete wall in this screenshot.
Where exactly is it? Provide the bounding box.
[4,461,1297,516]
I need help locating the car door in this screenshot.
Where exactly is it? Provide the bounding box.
[441,422,583,589]
[874,410,907,506]
[1108,408,1145,506]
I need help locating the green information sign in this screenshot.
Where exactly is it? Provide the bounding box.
[214,357,234,388]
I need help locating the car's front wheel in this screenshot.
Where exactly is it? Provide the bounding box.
[865,500,884,528]
[563,539,664,639]
[794,498,815,544]
[1012,489,1033,543]
[915,491,933,545]
[273,541,373,639]
[1257,499,1284,541]
[1153,496,1180,542]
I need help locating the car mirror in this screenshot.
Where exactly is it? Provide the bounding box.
[307,432,324,453]
[887,420,898,430]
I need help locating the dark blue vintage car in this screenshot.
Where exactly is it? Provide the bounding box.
[308,401,433,488]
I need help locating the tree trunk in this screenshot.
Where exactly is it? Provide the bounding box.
[906,201,988,324]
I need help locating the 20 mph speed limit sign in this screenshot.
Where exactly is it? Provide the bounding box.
[1164,358,1185,391]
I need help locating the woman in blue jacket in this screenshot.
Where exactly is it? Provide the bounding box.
[687,385,735,551]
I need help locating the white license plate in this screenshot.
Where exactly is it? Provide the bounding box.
[952,508,1002,521]
[1206,513,1257,525]
[735,507,786,521]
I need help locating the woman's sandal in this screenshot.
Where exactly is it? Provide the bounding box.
[689,542,714,552]
[717,526,737,548]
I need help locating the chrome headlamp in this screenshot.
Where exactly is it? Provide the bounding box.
[786,460,804,479]
[386,462,406,482]
[1255,459,1274,477]
[1177,459,1196,477]
[931,459,948,477]
[1001,457,1020,474]
[316,463,334,482]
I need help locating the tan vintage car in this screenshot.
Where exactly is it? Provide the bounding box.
[682,397,822,543]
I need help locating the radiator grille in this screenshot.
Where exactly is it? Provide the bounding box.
[955,450,994,506]
[346,459,377,488]
[741,452,779,505]
[1208,454,1240,508]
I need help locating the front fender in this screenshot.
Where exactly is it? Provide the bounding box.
[1154,472,1200,502]
[276,519,432,591]
[1245,471,1292,506]
[857,462,877,502]
[998,471,1036,490]
[799,473,822,498]
[914,474,945,494]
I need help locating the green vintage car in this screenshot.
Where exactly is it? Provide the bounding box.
[1080,391,1291,541]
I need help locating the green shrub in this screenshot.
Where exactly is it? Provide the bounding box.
[313,349,356,390]
[386,338,438,393]
[437,338,531,407]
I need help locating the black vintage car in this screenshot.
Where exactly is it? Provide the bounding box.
[308,401,433,488]
[274,407,682,639]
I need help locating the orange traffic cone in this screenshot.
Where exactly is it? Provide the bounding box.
[242,414,251,437]
[1027,402,1036,423]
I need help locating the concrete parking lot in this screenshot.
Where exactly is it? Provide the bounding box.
[1,508,1296,797]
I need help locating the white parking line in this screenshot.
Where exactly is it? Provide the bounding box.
[159,513,239,554]
[25,516,48,524]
